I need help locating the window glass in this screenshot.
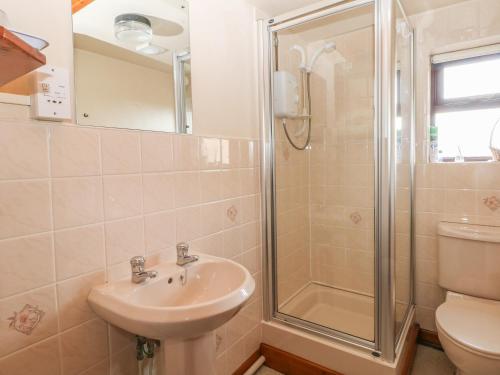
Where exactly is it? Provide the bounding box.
[443,58,500,100]
[435,108,500,160]
[431,52,500,161]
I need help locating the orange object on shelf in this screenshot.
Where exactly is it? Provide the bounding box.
[72,0,94,14]
[0,26,46,87]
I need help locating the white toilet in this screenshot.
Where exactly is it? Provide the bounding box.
[436,222,500,375]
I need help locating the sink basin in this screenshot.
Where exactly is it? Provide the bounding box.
[88,254,255,340]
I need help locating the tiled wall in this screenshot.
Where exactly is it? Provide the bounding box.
[275,123,311,306]
[309,26,375,296]
[411,0,500,331]
[0,117,262,375]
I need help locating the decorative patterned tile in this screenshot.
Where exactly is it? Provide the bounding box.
[483,195,500,211]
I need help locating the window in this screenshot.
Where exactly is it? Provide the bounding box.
[431,49,500,162]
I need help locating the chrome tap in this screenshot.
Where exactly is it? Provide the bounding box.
[176,242,199,266]
[130,256,158,284]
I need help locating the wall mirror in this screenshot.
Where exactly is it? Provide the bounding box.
[72,0,192,133]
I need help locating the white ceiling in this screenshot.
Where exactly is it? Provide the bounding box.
[247,0,471,17]
[73,0,189,66]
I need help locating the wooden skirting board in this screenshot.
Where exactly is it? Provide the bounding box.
[260,343,343,375]
[417,328,442,350]
[233,324,437,375]
[400,323,419,375]
[233,350,262,375]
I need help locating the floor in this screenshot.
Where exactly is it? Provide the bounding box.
[255,345,455,375]
[411,345,455,375]
[279,283,374,341]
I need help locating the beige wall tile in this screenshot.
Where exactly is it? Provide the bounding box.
[443,189,477,215]
[105,217,145,265]
[223,228,243,259]
[220,169,241,199]
[221,138,240,169]
[240,168,260,196]
[200,202,224,236]
[0,286,58,357]
[79,360,109,375]
[109,325,135,355]
[143,173,175,213]
[444,163,477,190]
[52,177,103,229]
[174,172,200,208]
[173,135,199,171]
[239,195,259,224]
[200,171,222,203]
[226,335,246,374]
[215,352,228,375]
[222,198,241,229]
[54,225,105,280]
[144,211,176,253]
[176,206,201,242]
[0,234,54,298]
[0,124,49,180]
[60,319,109,375]
[50,126,100,177]
[101,130,141,175]
[141,132,174,172]
[103,175,142,220]
[192,232,224,258]
[239,140,258,168]
[0,181,52,239]
[0,337,61,375]
[476,189,500,217]
[200,137,221,170]
[57,271,105,330]
[110,345,137,375]
[241,222,260,252]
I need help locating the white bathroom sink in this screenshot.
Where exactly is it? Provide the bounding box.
[88,255,255,339]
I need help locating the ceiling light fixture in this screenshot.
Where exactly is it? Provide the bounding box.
[136,43,168,56]
[114,14,152,44]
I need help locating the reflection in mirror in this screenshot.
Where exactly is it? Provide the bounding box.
[173,50,192,134]
[72,0,191,133]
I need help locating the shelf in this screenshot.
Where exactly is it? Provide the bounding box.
[0,26,46,87]
[72,0,95,14]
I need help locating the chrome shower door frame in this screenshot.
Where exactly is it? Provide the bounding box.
[258,0,415,362]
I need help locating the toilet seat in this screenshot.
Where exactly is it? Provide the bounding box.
[436,292,500,358]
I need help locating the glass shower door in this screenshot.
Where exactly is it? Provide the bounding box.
[394,3,414,341]
[272,2,377,343]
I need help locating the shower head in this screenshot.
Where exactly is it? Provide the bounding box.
[323,41,336,53]
[307,41,336,72]
[290,44,307,71]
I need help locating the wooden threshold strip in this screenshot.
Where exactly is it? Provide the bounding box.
[233,349,261,375]
[400,323,419,375]
[234,324,430,375]
[260,343,342,375]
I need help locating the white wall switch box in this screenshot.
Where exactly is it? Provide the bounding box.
[31,66,71,121]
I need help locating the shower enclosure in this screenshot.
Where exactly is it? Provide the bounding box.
[259,0,414,362]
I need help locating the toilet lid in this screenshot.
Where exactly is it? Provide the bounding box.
[436,294,500,357]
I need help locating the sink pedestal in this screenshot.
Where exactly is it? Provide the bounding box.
[162,331,216,375]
